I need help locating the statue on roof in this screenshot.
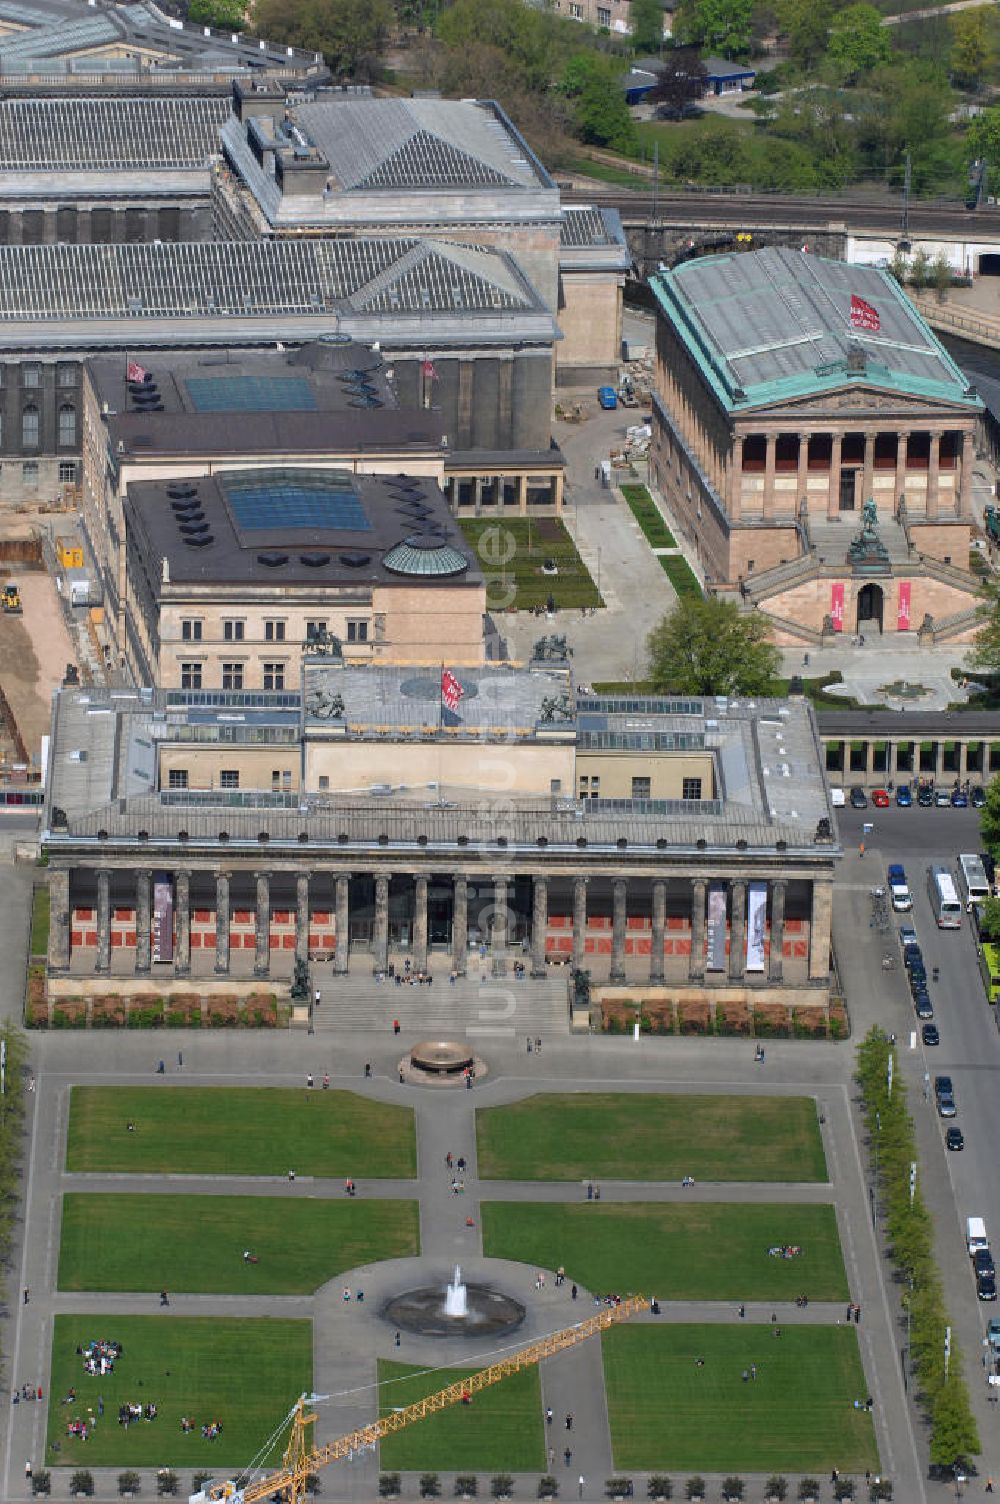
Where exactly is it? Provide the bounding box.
[305,687,345,720]
[533,634,572,662]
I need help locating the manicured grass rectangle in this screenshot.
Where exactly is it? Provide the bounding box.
[482,1203,847,1302]
[476,1093,826,1182]
[660,552,703,596]
[620,485,676,548]
[46,1316,310,1469]
[58,1193,418,1295]
[30,884,49,956]
[66,1086,416,1177]
[458,518,601,610]
[377,1360,544,1472]
[603,1324,878,1473]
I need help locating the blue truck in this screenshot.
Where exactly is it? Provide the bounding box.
[887,863,913,912]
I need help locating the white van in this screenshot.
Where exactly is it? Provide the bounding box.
[968,1216,989,1257]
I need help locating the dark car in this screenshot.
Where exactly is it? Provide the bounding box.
[914,992,934,1019]
[896,783,913,807]
[975,1248,996,1278]
[972,786,987,810]
[922,1023,940,1046]
[909,967,929,997]
[903,943,923,970]
[952,788,969,808]
[978,1271,997,1302]
[918,786,935,807]
[849,786,868,809]
[946,1127,964,1151]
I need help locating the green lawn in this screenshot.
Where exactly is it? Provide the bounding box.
[58,1194,419,1294]
[377,1360,544,1472]
[482,1203,847,1301]
[661,552,703,597]
[476,1093,827,1182]
[66,1087,416,1178]
[46,1316,310,1469]
[603,1324,877,1472]
[620,485,676,548]
[458,518,601,611]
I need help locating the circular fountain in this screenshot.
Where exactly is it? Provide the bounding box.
[399,1040,489,1087]
[383,1265,525,1339]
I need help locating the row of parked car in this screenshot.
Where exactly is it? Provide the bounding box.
[834,783,987,809]
[967,1218,996,1303]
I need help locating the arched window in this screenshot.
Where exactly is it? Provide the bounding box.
[21,405,38,448]
[58,403,76,447]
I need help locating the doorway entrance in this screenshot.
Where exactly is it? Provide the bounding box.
[839,469,857,511]
[856,581,884,635]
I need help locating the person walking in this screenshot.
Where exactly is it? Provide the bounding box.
[859,841,865,859]
[565,1413,573,1431]
[546,1408,553,1426]
[578,1477,585,1499]
[23,1288,28,1306]
[564,1448,572,1468]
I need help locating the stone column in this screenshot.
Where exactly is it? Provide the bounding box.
[650,878,666,984]
[215,872,230,976]
[611,877,628,983]
[763,432,777,519]
[253,871,270,978]
[492,875,509,977]
[828,432,843,519]
[48,866,71,972]
[96,869,111,974]
[809,878,833,981]
[572,876,588,972]
[797,433,809,508]
[334,874,350,975]
[174,869,191,978]
[295,872,310,968]
[960,429,974,517]
[927,432,940,519]
[861,430,875,506]
[373,874,390,975]
[531,876,548,978]
[727,434,743,520]
[729,879,747,982]
[689,878,706,982]
[413,875,429,973]
[768,879,786,983]
[452,874,468,976]
[135,869,151,974]
[895,432,908,513]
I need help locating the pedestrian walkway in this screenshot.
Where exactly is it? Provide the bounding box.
[310,973,571,1039]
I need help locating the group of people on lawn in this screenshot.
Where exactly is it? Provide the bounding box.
[64,1339,223,1444]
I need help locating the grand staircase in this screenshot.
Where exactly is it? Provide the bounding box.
[310,969,571,1038]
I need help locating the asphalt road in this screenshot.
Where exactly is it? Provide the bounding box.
[840,803,1000,1439]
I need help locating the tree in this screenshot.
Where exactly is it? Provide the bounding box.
[775,0,832,71]
[646,597,781,695]
[929,1377,981,1470]
[631,0,666,51]
[650,46,706,118]
[675,0,754,56]
[980,778,1000,859]
[950,7,992,90]
[187,0,245,26]
[968,576,1000,676]
[828,3,891,81]
[560,52,638,152]
[251,0,393,78]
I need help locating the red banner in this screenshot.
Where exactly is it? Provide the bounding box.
[850,294,881,332]
[830,582,845,633]
[897,580,911,632]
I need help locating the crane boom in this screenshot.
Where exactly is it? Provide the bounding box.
[209,1295,647,1504]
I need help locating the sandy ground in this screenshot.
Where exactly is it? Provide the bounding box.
[0,571,75,763]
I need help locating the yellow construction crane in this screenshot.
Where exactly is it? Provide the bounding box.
[201,1295,648,1504]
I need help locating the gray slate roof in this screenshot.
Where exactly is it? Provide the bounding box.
[0,96,229,171]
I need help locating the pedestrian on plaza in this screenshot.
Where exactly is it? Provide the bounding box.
[535,1038,542,1053]
[458,1157,467,1172]
[23,1288,28,1306]
[565,1413,573,1431]
[393,1019,401,1035]
[399,1068,405,1083]
[160,1290,169,1306]
[395,1332,401,1347]
[527,1037,533,1054]
[985,1476,993,1492]
[177,1051,183,1069]
[854,1305,861,1324]
[364,1062,372,1078]
[831,1471,838,1485]
[98,1396,104,1417]
[548,1448,555,1468]
[859,841,865,859]
[288,1169,296,1182]
[587,1182,594,1201]
[750,1363,757,1380]
[594,1185,601,1201]
[307,1073,314,1089]
[564,1449,572,1469]
[546,1408,553,1425]
[846,1303,853,1322]
[578,1476,585,1499]
[738,1304,745,1319]
[323,1073,330,1089]
[25,1461,31,1480]
[446,1152,454,1169]
[314,988,321,1009]
[571,1284,578,1300]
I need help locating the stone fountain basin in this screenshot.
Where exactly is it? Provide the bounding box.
[382,1282,526,1338]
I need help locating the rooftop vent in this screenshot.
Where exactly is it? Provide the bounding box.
[339,551,371,568]
[299,553,330,567]
[257,552,289,567]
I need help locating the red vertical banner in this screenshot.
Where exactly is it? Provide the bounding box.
[830,582,845,633]
[897,580,911,632]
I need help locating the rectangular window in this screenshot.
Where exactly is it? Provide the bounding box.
[272,770,281,790]
[223,619,244,642]
[347,619,369,643]
[263,661,285,691]
[181,619,203,642]
[264,619,286,642]
[578,775,599,799]
[306,620,327,642]
[21,461,38,485]
[180,662,202,690]
[168,769,188,790]
[58,460,77,484]
[631,776,651,799]
[57,363,78,388]
[222,662,244,691]
[219,770,240,789]
[21,364,40,389]
[597,5,610,22]
[682,777,703,800]
[318,775,330,791]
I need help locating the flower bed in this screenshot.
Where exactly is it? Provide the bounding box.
[716,1001,750,1036]
[678,1000,712,1035]
[91,996,127,1029]
[752,1005,791,1039]
[793,1007,829,1040]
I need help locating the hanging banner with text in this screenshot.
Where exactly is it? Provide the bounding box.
[830,582,845,633]
[151,872,174,964]
[897,580,911,632]
[746,881,768,973]
[706,883,727,971]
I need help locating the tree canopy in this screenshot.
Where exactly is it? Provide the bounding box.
[967,577,1000,678]
[650,47,707,119]
[630,0,666,52]
[646,597,781,696]
[980,778,1000,859]
[675,0,754,57]
[251,0,393,78]
[559,52,638,152]
[828,2,892,81]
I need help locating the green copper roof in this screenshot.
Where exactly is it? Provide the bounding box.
[651,247,982,414]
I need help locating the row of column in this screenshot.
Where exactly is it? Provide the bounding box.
[49,869,833,987]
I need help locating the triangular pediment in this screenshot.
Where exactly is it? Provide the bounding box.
[742,383,973,421]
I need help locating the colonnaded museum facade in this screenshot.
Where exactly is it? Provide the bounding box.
[42,663,841,1012]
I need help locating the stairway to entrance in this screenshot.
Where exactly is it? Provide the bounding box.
[809,514,911,565]
[310,969,572,1038]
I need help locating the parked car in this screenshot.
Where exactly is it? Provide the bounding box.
[935,1074,957,1117]
[899,924,918,949]
[952,788,969,808]
[987,1316,1000,1350]
[922,1023,940,1046]
[830,786,846,808]
[597,385,618,410]
[975,1248,996,1279]
[896,783,913,807]
[914,992,934,1019]
[872,788,890,808]
[978,1271,997,1302]
[850,786,868,809]
[910,969,929,998]
[918,786,935,807]
[936,789,952,807]
[903,943,923,970]
[946,1127,965,1151]
[972,786,987,810]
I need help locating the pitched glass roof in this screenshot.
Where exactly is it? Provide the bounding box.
[220,468,370,533]
[0,97,228,170]
[186,375,318,414]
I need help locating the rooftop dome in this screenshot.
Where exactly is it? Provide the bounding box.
[288,339,384,376]
[383,534,469,578]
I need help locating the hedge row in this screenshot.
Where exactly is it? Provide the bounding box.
[602,999,845,1040]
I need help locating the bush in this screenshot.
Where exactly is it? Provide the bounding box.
[118,1473,141,1496]
[685,1482,705,1502]
[722,1483,744,1503]
[868,1485,891,1503]
[380,1476,402,1498]
[537,1481,558,1500]
[492,1478,514,1499]
[31,1472,51,1497]
[421,1477,442,1500]
[71,1472,95,1498]
[156,1472,179,1497]
[764,1480,787,1502]
[833,1482,855,1501]
[456,1479,478,1498]
[647,1482,672,1501]
[797,1484,819,1502]
[605,1482,632,1499]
